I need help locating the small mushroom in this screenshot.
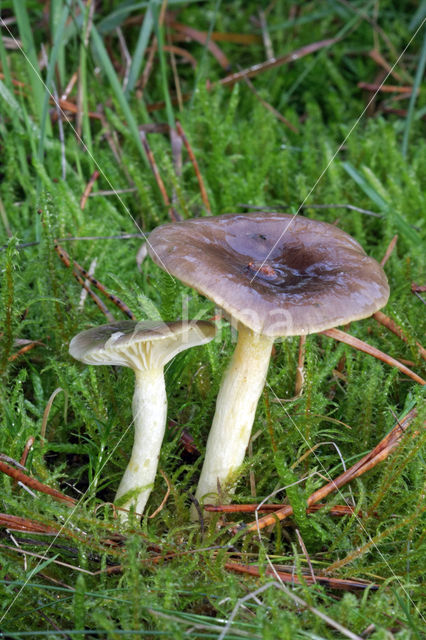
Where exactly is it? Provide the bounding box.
[148,213,389,507]
[69,320,215,519]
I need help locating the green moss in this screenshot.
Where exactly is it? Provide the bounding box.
[0,2,424,636]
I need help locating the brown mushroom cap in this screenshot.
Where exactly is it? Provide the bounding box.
[148,213,389,337]
[69,320,216,370]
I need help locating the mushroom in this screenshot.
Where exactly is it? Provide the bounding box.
[147,213,390,506]
[69,320,215,519]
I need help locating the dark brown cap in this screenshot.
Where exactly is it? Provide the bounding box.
[148,213,389,337]
[69,320,216,370]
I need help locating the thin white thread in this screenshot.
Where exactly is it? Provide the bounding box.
[0,15,156,626]
[250,15,426,284]
[218,581,363,640]
[0,15,178,614]
[0,15,175,281]
[264,380,424,622]
[0,405,140,623]
[0,7,423,626]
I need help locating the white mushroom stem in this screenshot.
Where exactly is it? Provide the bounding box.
[115,367,167,519]
[194,325,274,508]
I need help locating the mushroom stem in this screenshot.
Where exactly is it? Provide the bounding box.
[194,325,273,510]
[115,367,167,519]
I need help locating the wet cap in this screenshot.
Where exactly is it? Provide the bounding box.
[69,320,216,370]
[148,213,389,337]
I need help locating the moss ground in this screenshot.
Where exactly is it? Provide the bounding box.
[0,2,425,637]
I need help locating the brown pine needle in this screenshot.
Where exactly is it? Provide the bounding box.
[73,271,115,321]
[373,310,426,361]
[358,82,415,94]
[41,388,67,441]
[163,44,197,69]
[139,38,157,95]
[8,341,42,361]
[176,120,211,214]
[242,76,298,132]
[0,72,25,87]
[294,335,306,396]
[167,38,184,113]
[19,437,34,468]
[61,71,78,100]
[169,21,230,70]
[0,459,76,505]
[148,470,171,519]
[54,242,135,320]
[80,170,100,210]
[380,234,398,266]
[321,328,425,385]
[224,562,377,591]
[49,98,102,120]
[219,38,338,87]
[209,32,262,45]
[306,203,382,218]
[57,233,142,240]
[0,513,59,534]
[296,527,316,583]
[205,503,356,515]
[140,132,178,221]
[241,408,418,533]
[368,49,403,83]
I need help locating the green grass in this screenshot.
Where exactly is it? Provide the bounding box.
[0,1,425,637]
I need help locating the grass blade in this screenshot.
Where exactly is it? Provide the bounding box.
[83,8,149,167]
[12,0,52,136]
[38,3,70,162]
[402,29,426,157]
[0,22,13,89]
[342,161,420,244]
[77,0,94,163]
[409,0,426,30]
[392,588,423,640]
[152,2,175,129]
[125,3,154,96]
